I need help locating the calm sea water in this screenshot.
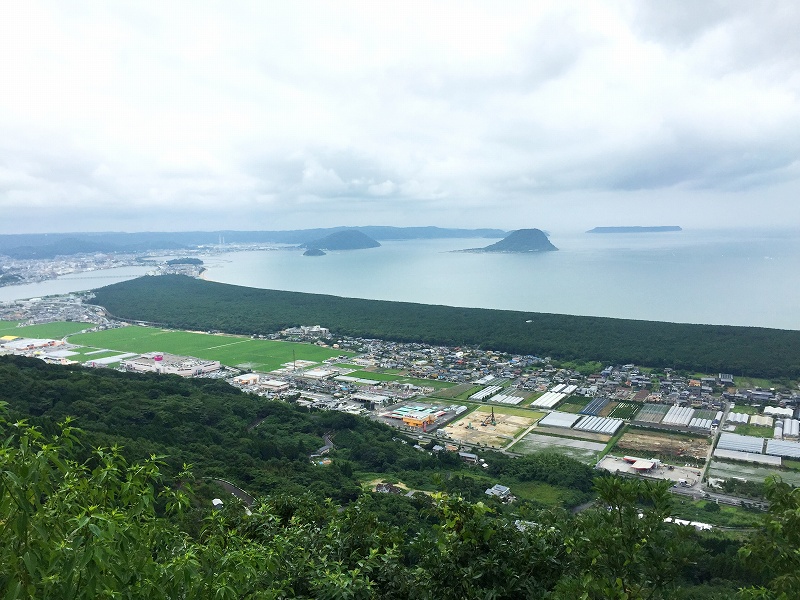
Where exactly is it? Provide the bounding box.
[0,266,150,303]
[198,229,800,331]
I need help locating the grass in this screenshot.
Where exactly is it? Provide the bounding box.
[431,383,476,399]
[783,459,800,471]
[348,370,455,389]
[730,405,760,415]
[608,402,641,420]
[0,320,93,339]
[670,499,764,528]
[732,424,774,438]
[68,326,352,372]
[557,401,586,414]
[510,480,571,505]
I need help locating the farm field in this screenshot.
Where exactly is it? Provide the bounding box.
[512,433,605,464]
[68,326,351,371]
[731,424,773,438]
[614,430,710,463]
[608,401,640,420]
[532,425,611,443]
[556,400,585,414]
[730,405,760,415]
[431,383,476,399]
[442,410,540,449]
[0,320,92,339]
[349,370,455,389]
[708,460,800,487]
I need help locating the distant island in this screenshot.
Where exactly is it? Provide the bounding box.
[302,248,326,257]
[460,229,557,253]
[302,230,381,251]
[587,226,682,234]
[0,226,505,259]
[166,257,203,265]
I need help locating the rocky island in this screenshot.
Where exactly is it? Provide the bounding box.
[302,248,326,257]
[460,228,557,253]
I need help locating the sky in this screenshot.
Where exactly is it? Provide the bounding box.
[1,0,799,234]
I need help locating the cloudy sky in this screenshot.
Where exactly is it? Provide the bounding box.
[1,0,799,234]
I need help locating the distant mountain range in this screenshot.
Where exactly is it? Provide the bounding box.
[587,226,682,234]
[461,229,558,253]
[0,227,505,259]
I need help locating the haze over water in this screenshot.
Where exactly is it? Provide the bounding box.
[200,229,800,331]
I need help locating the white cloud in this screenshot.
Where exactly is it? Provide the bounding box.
[0,0,798,233]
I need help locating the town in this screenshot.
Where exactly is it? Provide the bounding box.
[2,291,799,512]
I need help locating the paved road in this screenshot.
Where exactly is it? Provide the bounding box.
[211,478,255,507]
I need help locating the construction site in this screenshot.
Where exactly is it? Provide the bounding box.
[442,407,539,449]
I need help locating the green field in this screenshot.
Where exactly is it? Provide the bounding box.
[0,320,92,339]
[349,370,454,389]
[68,326,352,371]
[608,401,641,420]
[432,383,476,399]
[732,424,774,438]
[731,405,760,415]
[556,400,586,414]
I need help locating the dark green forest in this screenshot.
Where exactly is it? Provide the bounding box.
[92,275,800,378]
[0,356,592,509]
[3,355,798,598]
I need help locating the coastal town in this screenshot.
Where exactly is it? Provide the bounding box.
[2,291,799,512]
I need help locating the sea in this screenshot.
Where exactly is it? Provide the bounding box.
[2,229,798,331]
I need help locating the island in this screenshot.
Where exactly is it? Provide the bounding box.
[303,248,326,257]
[587,226,682,233]
[302,229,381,250]
[459,228,557,253]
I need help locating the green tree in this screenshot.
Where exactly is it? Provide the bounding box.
[739,477,800,599]
[554,476,700,599]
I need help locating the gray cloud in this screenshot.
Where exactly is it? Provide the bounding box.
[0,1,798,234]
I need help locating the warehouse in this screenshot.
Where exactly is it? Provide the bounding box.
[121,352,221,377]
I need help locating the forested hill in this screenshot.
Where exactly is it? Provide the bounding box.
[92,275,800,378]
[466,228,557,252]
[0,355,791,598]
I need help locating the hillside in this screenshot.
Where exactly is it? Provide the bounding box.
[0,355,781,598]
[303,229,381,250]
[465,228,557,252]
[90,275,800,378]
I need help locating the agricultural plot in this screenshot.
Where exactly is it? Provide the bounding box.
[432,383,476,399]
[580,397,609,416]
[708,460,800,487]
[614,430,710,463]
[512,433,606,464]
[556,400,586,414]
[693,409,719,421]
[349,370,455,389]
[0,320,92,339]
[608,401,640,420]
[443,410,540,449]
[634,403,670,424]
[68,326,350,372]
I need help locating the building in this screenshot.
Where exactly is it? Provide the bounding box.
[261,379,290,393]
[485,483,511,498]
[121,352,221,377]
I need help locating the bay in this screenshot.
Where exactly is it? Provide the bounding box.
[200,228,800,331]
[0,266,151,303]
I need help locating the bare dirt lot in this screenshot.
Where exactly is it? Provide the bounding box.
[443,410,538,449]
[615,431,710,462]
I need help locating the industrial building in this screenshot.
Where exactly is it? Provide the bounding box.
[120,352,221,377]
